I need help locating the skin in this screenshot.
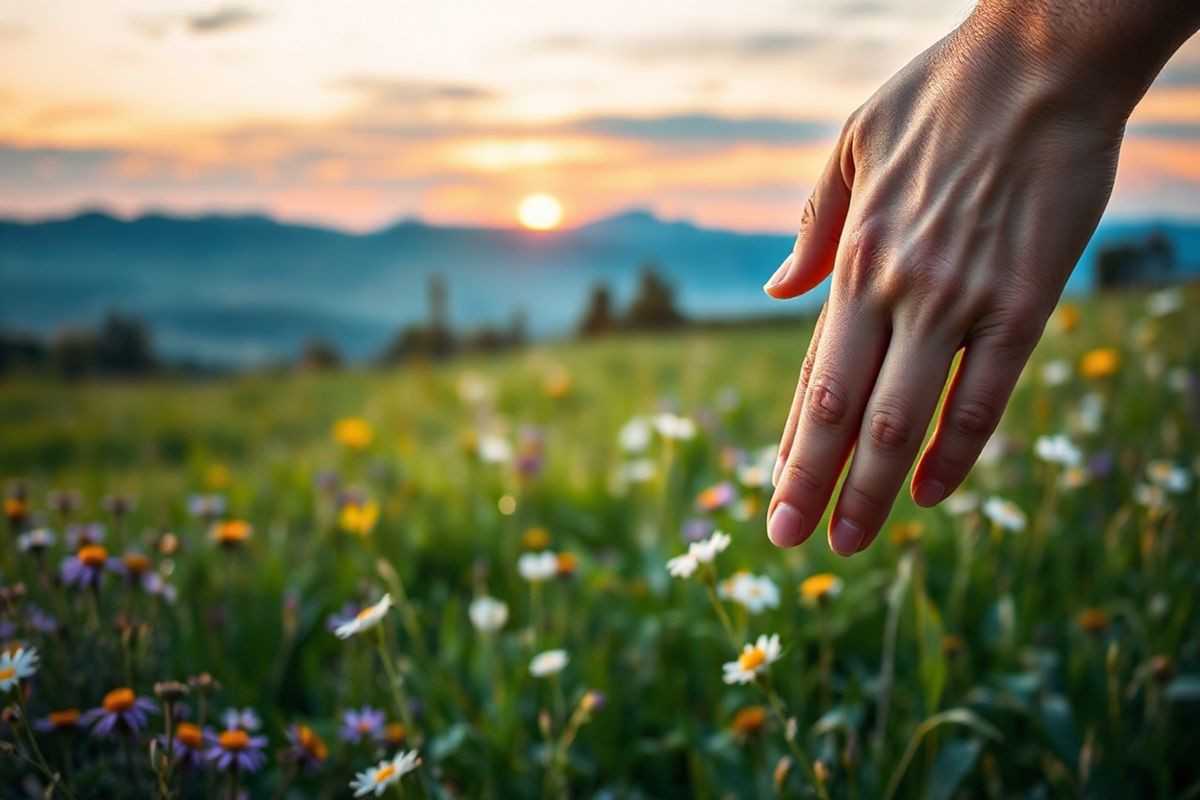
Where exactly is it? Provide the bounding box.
[765,0,1200,556]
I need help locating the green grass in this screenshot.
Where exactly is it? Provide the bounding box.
[1,285,1198,799]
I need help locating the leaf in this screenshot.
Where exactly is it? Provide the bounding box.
[923,738,984,800]
[915,589,946,715]
[1165,674,1200,702]
[1039,693,1080,768]
[428,723,472,760]
[883,708,1002,800]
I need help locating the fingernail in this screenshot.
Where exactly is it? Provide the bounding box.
[830,518,866,556]
[914,479,946,507]
[767,502,805,548]
[763,254,794,292]
[771,456,783,488]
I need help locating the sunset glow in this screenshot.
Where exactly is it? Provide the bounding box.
[517,193,563,230]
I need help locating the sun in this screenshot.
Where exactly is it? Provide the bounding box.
[517,193,563,231]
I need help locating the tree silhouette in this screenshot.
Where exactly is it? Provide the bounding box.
[626,266,685,330]
[578,284,616,337]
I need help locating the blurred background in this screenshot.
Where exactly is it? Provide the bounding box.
[0,0,1198,370]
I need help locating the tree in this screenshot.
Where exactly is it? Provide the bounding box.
[300,338,342,370]
[578,284,616,337]
[626,266,685,331]
[1096,232,1176,290]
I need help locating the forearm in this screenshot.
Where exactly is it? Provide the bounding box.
[962,0,1200,124]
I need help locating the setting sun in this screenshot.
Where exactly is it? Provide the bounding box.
[517,194,564,231]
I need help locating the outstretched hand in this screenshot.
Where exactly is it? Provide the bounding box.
[763,2,1197,556]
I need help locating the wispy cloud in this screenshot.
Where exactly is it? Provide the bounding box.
[336,77,497,106]
[186,5,262,35]
[569,114,836,145]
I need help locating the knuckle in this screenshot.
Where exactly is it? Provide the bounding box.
[805,373,850,428]
[867,403,916,455]
[782,460,823,495]
[839,220,887,294]
[842,480,889,514]
[948,398,999,439]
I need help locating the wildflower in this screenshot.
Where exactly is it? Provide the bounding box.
[101,493,136,517]
[325,602,361,633]
[1040,359,1072,386]
[719,572,780,614]
[383,722,407,747]
[162,722,209,771]
[46,489,84,516]
[517,551,558,583]
[722,634,782,685]
[187,493,227,520]
[285,724,328,772]
[35,709,81,733]
[4,482,29,527]
[696,482,736,513]
[204,462,231,490]
[154,680,190,703]
[690,530,731,563]
[1074,392,1105,434]
[81,688,157,737]
[529,649,569,678]
[1056,303,1079,332]
[666,552,699,579]
[799,573,843,604]
[1079,348,1120,379]
[0,646,39,692]
[944,490,982,516]
[1146,460,1191,494]
[206,726,268,773]
[619,458,657,484]
[221,707,262,731]
[1061,466,1090,490]
[210,519,251,547]
[1078,608,1112,634]
[350,750,421,797]
[681,518,713,543]
[1146,287,1183,318]
[889,522,924,547]
[17,528,55,553]
[334,594,392,639]
[653,413,697,441]
[556,552,578,577]
[544,370,572,398]
[478,435,513,464]
[65,521,105,548]
[730,706,767,737]
[468,596,509,633]
[618,417,652,453]
[580,690,606,713]
[1035,435,1083,467]
[982,497,1027,533]
[340,499,380,537]
[522,527,551,550]
[334,418,375,449]
[60,544,122,590]
[340,706,386,744]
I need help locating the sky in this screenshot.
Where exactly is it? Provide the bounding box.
[1,0,1198,233]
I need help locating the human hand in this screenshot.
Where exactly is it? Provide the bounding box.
[762,6,1173,556]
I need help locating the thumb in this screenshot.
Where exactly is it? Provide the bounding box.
[764,142,852,299]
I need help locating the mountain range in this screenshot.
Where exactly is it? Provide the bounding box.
[2,209,1198,365]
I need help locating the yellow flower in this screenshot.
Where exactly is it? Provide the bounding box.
[799,573,843,603]
[211,519,251,547]
[1056,304,1079,333]
[1078,608,1112,634]
[522,527,551,550]
[730,705,766,736]
[889,521,924,547]
[340,501,380,537]
[384,722,407,747]
[204,463,231,490]
[1080,348,1120,379]
[544,371,572,399]
[334,417,375,449]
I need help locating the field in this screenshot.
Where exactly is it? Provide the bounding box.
[1,285,1199,799]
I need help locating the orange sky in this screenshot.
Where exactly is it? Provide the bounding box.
[1,1,1198,232]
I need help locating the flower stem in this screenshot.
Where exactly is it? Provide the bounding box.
[761,681,828,800]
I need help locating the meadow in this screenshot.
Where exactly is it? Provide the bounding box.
[1,284,1198,799]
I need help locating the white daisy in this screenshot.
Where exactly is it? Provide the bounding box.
[721,573,780,614]
[620,459,657,484]
[1147,460,1191,494]
[468,596,508,633]
[335,594,393,639]
[666,552,699,579]
[478,435,513,464]
[943,491,979,516]
[618,417,652,453]
[982,497,1026,533]
[722,634,782,685]
[17,528,56,552]
[0,647,39,693]
[689,530,731,563]
[1040,359,1072,386]
[517,551,558,583]
[350,749,421,797]
[529,649,569,678]
[1034,435,1083,467]
[1146,287,1183,318]
[653,413,697,441]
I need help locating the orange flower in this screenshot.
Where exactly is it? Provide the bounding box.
[1080,348,1120,379]
[799,573,843,603]
[176,722,205,748]
[211,519,251,547]
[123,553,151,575]
[730,706,766,736]
[102,688,136,713]
[46,709,81,729]
[556,552,578,577]
[1078,608,1112,633]
[1056,304,1080,333]
[333,418,374,449]
[384,722,407,747]
[522,527,551,550]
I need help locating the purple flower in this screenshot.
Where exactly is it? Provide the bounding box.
[156,721,211,772]
[340,706,385,744]
[59,545,124,590]
[221,707,262,731]
[65,522,106,549]
[187,493,227,520]
[206,727,268,773]
[285,724,328,773]
[80,688,157,738]
[681,518,713,544]
[26,605,58,634]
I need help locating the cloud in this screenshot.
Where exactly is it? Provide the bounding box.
[0,22,28,42]
[187,5,262,35]
[1153,62,1200,90]
[336,77,496,105]
[1127,122,1200,141]
[619,31,822,61]
[568,113,836,145]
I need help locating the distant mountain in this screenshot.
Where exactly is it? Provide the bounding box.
[1,209,1198,365]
